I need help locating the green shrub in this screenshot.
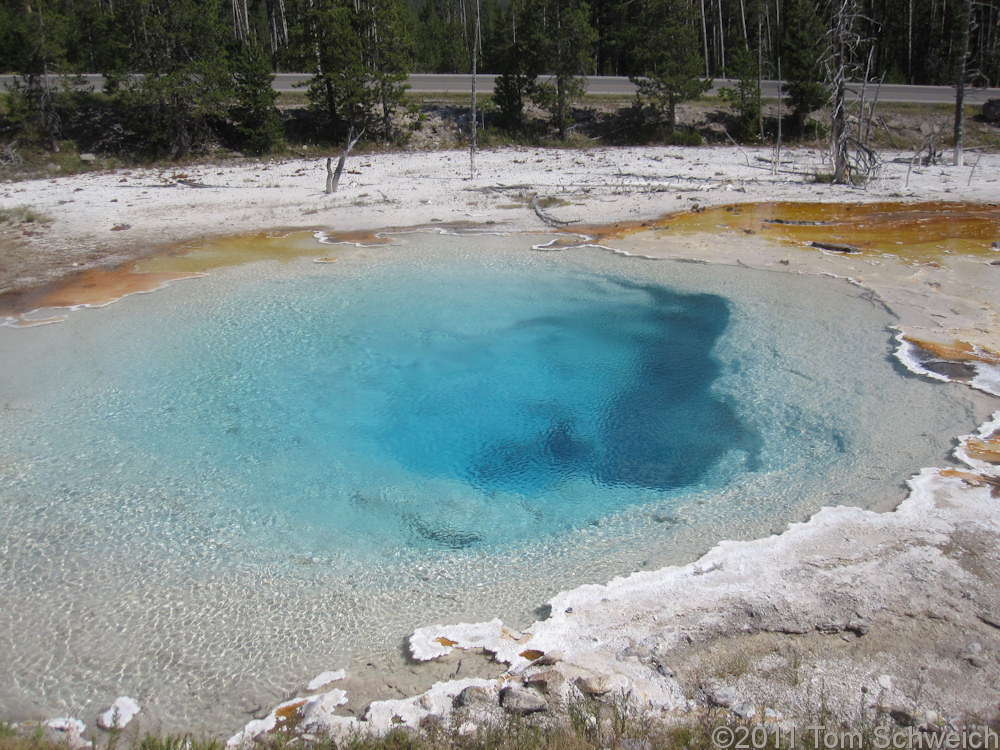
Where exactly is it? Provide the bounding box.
[0,206,51,224]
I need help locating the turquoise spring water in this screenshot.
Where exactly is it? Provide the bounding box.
[0,232,989,731]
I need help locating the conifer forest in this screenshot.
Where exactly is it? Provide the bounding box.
[1,0,998,159]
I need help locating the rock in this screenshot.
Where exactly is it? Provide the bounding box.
[962,643,987,668]
[97,696,140,730]
[79,153,97,163]
[523,669,565,694]
[733,702,757,720]
[44,718,91,750]
[983,99,1000,124]
[919,711,943,729]
[416,694,435,710]
[888,705,920,727]
[888,705,942,729]
[708,687,740,709]
[535,649,563,666]
[453,685,497,709]
[499,685,548,715]
[575,674,612,696]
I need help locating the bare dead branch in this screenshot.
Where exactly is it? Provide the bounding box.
[722,127,752,167]
[327,126,365,195]
[531,193,578,228]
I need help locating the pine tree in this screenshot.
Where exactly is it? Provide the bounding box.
[589,0,641,75]
[102,0,238,157]
[527,0,597,140]
[413,0,469,73]
[780,0,827,136]
[720,45,761,140]
[230,40,284,155]
[360,0,415,140]
[303,0,411,143]
[630,0,711,135]
[489,0,536,131]
[304,0,376,140]
[2,0,71,150]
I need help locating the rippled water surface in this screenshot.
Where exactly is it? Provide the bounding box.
[0,232,988,731]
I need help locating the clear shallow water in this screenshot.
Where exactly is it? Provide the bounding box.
[0,232,989,731]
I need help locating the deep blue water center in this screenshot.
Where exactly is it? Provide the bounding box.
[110,248,759,552]
[383,277,753,498]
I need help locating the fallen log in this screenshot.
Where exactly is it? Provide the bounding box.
[809,241,862,254]
[530,194,578,228]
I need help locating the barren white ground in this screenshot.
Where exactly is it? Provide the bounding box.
[1,145,998,294]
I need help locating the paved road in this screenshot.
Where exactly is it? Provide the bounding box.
[405,74,1000,104]
[233,73,1000,104]
[3,72,999,105]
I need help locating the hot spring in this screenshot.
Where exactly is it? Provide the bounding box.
[0,230,989,731]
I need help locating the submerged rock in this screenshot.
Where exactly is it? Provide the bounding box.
[306,670,346,691]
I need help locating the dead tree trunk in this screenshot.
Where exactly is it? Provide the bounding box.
[906,0,913,83]
[774,55,782,174]
[470,0,480,179]
[716,0,726,75]
[700,0,711,78]
[267,0,289,62]
[232,0,250,41]
[830,0,850,183]
[739,0,748,48]
[953,0,973,166]
[757,15,764,138]
[326,127,364,194]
